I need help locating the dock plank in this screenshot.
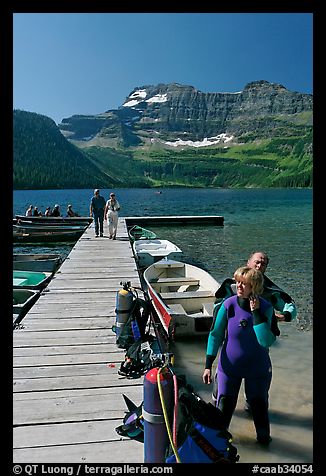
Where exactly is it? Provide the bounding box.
[13,220,144,463]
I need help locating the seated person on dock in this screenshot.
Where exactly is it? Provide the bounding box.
[33,206,42,216]
[51,204,61,217]
[66,204,79,217]
[25,205,33,216]
[214,251,297,337]
[44,207,52,217]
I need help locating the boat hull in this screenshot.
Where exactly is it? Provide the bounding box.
[143,259,220,339]
[13,254,62,273]
[13,270,52,290]
[13,229,84,243]
[13,289,40,327]
[128,225,157,242]
[15,215,93,226]
[133,239,183,268]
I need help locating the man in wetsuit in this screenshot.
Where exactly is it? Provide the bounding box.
[214,251,297,335]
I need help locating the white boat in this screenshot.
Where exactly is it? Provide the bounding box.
[13,253,63,273]
[143,258,220,338]
[133,239,183,268]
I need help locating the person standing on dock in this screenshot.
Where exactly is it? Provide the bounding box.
[104,192,120,240]
[90,189,106,237]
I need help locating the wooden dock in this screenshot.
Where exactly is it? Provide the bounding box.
[125,215,224,226]
[13,219,146,463]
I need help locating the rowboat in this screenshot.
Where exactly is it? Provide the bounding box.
[143,258,220,338]
[13,227,84,244]
[13,223,87,233]
[128,225,157,242]
[15,215,93,226]
[13,270,52,290]
[13,289,40,328]
[13,253,63,273]
[133,239,182,268]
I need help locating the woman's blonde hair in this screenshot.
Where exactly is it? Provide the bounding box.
[233,266,264,296]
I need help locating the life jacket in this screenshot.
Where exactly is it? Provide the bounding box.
[165,375,239,463]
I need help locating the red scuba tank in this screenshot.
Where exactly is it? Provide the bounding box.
[143,366,174,463]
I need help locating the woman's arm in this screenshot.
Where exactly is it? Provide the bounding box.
[252,301,276,348]
[203,302,228,384]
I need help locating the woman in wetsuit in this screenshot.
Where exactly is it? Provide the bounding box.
[202,266,276,445]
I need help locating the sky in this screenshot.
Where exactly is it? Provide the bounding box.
[13,13,313,125]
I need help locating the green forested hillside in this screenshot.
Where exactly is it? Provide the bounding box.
[13,110,113,189]
[13,109,312,189]
[85,130,312,188]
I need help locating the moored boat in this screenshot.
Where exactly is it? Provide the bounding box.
[133,239,182,268]
[143,258,220,338]
[15,214,93,226]
[13,223,87,233]
[13,253,63,273]
[13,227,84,244]
[13,270,52,290]
[128,225,157,242]
[13,288,40,328]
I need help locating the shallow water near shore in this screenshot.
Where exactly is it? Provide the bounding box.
[13,187,313,463]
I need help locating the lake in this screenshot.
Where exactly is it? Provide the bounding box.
[13,187,313,462]
[14,187,312,331]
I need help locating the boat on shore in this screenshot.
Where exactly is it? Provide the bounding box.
[13,270,52,290]
[15,215,93,226]
[143,258,220,338]
[13,253,63,273]
[13,289,40,328]
[133,239,182,268]
[128,225,157,242]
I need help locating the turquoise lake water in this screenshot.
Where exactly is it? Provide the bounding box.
[13,187,314,463]
[13,187,313,331]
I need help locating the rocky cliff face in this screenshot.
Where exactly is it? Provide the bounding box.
[58,80,313,147]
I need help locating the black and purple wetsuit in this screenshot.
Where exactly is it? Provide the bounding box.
[205,294,276,441]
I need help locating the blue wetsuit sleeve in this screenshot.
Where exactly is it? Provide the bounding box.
[281,301,297,321]
[205,302,228,368]
[253,304,276,348]
[272,292,297,321]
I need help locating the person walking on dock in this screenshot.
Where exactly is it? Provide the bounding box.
[105,192,120,240]
[90,189,106,237]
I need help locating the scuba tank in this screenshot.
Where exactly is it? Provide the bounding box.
[115,281,135,343]
[143,365,174,463]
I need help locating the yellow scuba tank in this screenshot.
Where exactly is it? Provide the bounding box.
[115,282,135,342]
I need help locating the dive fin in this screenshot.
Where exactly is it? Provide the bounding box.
[123,394,138,412]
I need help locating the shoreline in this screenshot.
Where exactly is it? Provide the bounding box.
[171,323,313,463]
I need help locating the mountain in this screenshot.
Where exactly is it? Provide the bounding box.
[13,110,114,189]
[58,80,312,148]
[13,81,313,189]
